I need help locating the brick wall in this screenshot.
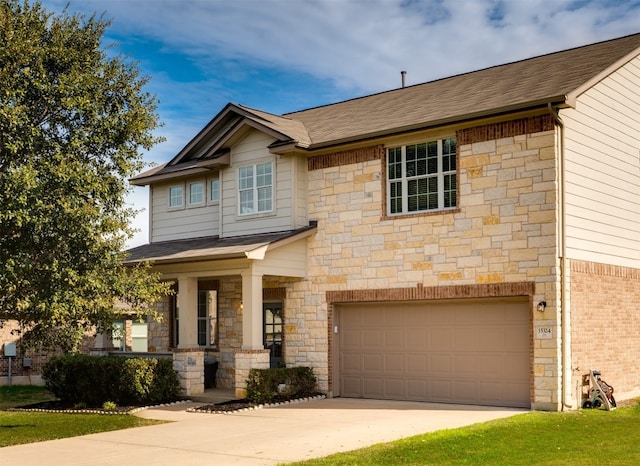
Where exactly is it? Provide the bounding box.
[570,259,640,401]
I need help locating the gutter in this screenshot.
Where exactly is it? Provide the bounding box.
[548,102,572,411]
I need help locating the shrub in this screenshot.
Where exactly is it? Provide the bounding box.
[246,366,317,404]
[43,354,179,407]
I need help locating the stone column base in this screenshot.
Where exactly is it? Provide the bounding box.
[173,349,204,396]
[234,349,270,399]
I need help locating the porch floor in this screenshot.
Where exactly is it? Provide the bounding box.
[185,388,237,404]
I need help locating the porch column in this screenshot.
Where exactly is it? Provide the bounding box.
[177,276,198,348]
[241,270,263,350]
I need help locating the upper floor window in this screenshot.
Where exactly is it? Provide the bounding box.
[238,162,273,215]
[168,185,184,208]
[210,177,220,203]
[387,137,456,215]
[189,181,205,206]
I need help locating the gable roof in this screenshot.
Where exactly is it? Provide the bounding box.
[131,33,640,185]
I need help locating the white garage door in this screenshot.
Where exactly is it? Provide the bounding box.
[337,300,530,408]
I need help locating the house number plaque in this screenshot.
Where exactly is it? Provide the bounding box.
[536,327,553,339]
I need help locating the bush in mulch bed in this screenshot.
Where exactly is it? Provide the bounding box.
[42,354,180,408]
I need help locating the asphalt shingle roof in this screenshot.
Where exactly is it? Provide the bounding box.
[131,33,640,184]
[284,33,640,147]
[124,225,316,264]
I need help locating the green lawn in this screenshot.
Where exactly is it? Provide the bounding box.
[0,385,56,410]
[0,385,165,447]
[292,403,640,465]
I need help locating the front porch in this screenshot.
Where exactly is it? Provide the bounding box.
[125,226,316,398]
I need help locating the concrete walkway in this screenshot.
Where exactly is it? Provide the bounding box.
[0,398,527,465]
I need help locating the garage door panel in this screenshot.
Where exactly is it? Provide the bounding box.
[384,353,405,372]
[407,354,427,372]
[408,379,428,398]
[407,328,428,348]
[342,329,362,347]
[430,379,453,400]
[339,300,530,408]
[453,354,481,375]
[476,354,508,377]
[362,329,383,346]
[341,376,362,397]
[429,354,452,374]
[505,355,530,378]
[362,354,383,371]
[502,383,530,404]
[384,379,405,398]
[385,329,404,347]
[362,378,383,397]
[505,325,530,346]
[342,352,363,372]
[454,327,478,349]
[453,381,477,402]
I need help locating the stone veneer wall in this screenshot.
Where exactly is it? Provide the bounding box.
[173,349,204,396]
[147,294,172,352]
[569,259,640,402]
[295,114,562,407]
[216,277,243,389]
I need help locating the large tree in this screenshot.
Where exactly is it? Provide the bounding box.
[0,0,170,351]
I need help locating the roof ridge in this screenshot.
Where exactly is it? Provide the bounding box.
[283,32,640,118]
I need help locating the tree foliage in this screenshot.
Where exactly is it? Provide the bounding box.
[0,1,170,351]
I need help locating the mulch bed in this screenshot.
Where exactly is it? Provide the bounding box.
[188,393,326,414]
[9,399,187,415]
[191,399,258,413]
[12,394,326,415]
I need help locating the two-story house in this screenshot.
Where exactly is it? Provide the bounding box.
[126,33,640,411]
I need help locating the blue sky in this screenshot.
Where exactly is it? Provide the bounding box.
[39,0,640,246]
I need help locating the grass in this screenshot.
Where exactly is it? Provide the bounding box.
[292,403,640,465]
[0,385,56,410]
[0,385,165,448]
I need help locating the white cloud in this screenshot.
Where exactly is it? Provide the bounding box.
[58,0,640,93]
[39,0,640,247]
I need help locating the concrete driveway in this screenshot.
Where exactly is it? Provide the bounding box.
[0,398,526,465]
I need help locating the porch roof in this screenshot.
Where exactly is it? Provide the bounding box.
[124,224,317,265]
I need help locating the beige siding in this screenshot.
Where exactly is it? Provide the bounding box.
[150,182,220,242]
[561,56,640,268]
[221,130,301,238]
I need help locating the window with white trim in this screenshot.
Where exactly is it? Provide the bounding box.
[197,289,218,347]
[168,185,184,208]
[188,181,204,206]
[387,137,456,215]
[210,177,220,203]
[238,162,273,215]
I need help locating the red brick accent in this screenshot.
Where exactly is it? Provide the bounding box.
[234,349,270,354]
[308,145,384,170]
[570,259,640,400]
[457,114,555,145]
[326,282,535,303]
[264,287,286,300]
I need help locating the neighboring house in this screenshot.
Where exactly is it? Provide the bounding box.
[125,33,640,410]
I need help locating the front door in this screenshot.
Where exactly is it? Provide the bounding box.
[263,303,283,368]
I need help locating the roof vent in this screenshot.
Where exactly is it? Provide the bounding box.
[401,70,407,88]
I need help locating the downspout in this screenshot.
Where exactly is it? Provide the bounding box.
[548,103,572,411]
